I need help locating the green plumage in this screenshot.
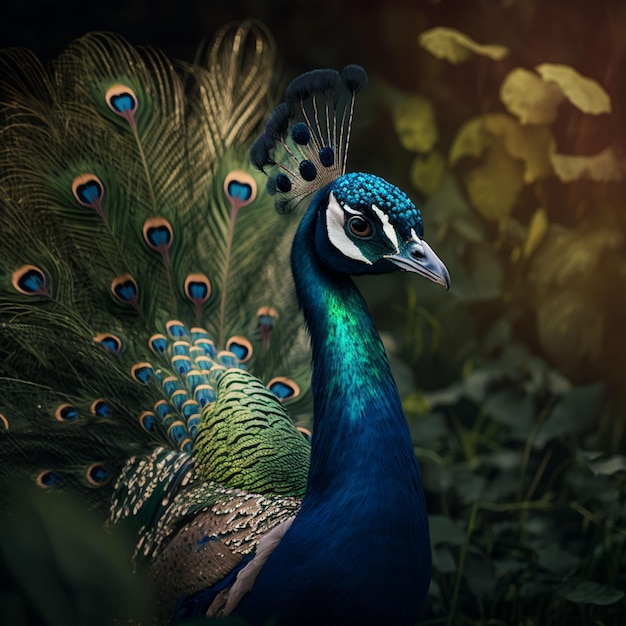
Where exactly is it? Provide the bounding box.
[0,21,309,549]
[194,370,310,496]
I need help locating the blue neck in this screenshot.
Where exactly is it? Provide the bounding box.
[292,201,417,497]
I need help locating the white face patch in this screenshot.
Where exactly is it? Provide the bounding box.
[326,192,372,264]
[372,204,400,254]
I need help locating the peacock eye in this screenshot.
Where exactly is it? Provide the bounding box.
[347,216,373,238]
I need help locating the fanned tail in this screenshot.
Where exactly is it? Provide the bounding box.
[0,22,311,515]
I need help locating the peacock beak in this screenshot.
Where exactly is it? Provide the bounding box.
[385,240,450,289]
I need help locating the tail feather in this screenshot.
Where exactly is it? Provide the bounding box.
[0,22,311,514]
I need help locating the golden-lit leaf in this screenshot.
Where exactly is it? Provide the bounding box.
[487,115,554,183]
[529,225,623,291]
[523,208,548,258]
[449,117,491,165]
[393,95,438,153]
[410,150,446,196]
[551,148,624,182]
[463,142,524,222]
[500,68,565,124]
[535,63,612,114]
[451,113,553,183]
[418,27,509,64]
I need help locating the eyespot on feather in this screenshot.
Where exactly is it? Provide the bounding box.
[111,274,139,306]
[226,335,253,363]
[139,411,158,433]
[154,400,169,418]
[143,217,173,265]
[131,362,154,384]
[93,333,122,355]
[181,399,200,419]
[54,404,80,423]
[12,265,50,297]
[167,420,189,445]
[149,334,168,355]
[166,320,188,338]
[268,376,300,401]
[105,84,138,127]
[72,173,104,213]
[194,384,216,407]
[170,390,188,410]
[184,274,211,312]
[224,170,257,210]
[90,399,112,418]
[86,463,111,486]
[36,470,59,488]
[172,355,192,376]
[194,338,216,357]
[161,376,181,396]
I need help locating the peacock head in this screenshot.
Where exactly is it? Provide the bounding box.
[313,172,449,288]
[251,64,449,289]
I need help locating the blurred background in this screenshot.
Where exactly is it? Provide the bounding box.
[1,0,625,624]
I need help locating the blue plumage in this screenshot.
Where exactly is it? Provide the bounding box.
[0,20,450,625]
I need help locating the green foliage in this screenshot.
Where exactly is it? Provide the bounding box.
[389,14,626,386]
[0,485,154,625]
[384,8,626,625]
[404,349,626,624]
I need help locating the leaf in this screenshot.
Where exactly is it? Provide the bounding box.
[451,113,554,185]
[449,117,492,165]
[393,94,438,153]
[551,148,624,182]
[428,514,467,547]
[432,546,456,574]
[537,543,580,575]
[529,225,623,291]
[563,581,625,606]
[446,244,503,301]
[410,150,446,196]
[500,67,565,124]
[419,27,509,64]
[577,451,626,477]
[422,173,474,229]
[455,473,487,505]
[522,208,548,258]
[484,388,535,439]
[536,291,605,377]
[536,63,612,115]
[494,558,527,578]
[463,142,524,221]
[428,578,442,599]
[534,382,604,447]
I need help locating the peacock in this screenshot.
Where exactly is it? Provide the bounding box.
[0,20,450,626]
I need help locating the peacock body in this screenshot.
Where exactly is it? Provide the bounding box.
[0,20,449,626]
